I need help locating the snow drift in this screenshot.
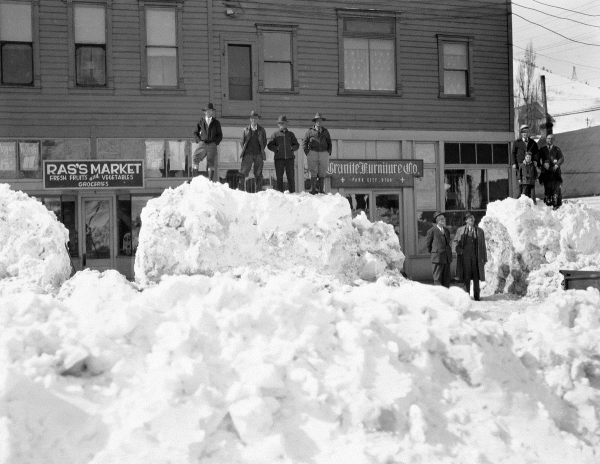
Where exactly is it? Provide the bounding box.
[481,196,600,298]
[0,184,70,295]
[134,177,404,285]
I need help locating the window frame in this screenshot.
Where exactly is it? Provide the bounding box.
[0,0,39,89]
[336,8,402,97]
[437,34,474,99]
[66,0,112,90]
[256,23,298,94]
[139,0,184,91]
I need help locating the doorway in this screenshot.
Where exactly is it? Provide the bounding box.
[81,196,114,272]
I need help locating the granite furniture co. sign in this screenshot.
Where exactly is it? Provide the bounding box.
[328,159,423,188]
[44,160,144,189]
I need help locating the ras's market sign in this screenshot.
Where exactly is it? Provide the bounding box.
[328,159,423,188]
[44,160,144,189]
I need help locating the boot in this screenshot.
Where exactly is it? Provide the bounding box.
[310,177,318,195]
[238,175,245,191]
[318,177,325,194]
[255,177,263,192]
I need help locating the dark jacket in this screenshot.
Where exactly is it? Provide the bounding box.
[539,165,562,185]
[425,225,453,264]
[267,129,300,160]
[302,126,332,155]
[194,117,223,145]
[454,225,487,281]
[518,161,538,185]
[539,145,564,169]
[240,124,267,159]
[512,137,539,167]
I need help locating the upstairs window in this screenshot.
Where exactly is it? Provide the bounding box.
[145,8,177,87]
[74,4,106,86]
[437,35,474,97]
[337,10,400,95]
[0,2,33,85]
[257,24,298,94]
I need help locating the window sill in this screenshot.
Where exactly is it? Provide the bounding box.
[140,87,186,95]
[0,85,41,93]
[259,89,299,95]
[338,90,402,97]
[68,87,115,95]
[438,94,475,100]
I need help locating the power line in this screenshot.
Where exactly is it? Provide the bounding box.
[553,106,600,117]
[513,44,600,71]
[531,0,600,17]
[513,2,600,28]
[512,13,600,46]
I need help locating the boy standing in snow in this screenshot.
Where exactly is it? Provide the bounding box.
[538,159,562,209]
[518,152,538,203]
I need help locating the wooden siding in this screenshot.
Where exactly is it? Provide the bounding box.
[0,0,512,138]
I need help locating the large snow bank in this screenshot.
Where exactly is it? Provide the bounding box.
[0,184,70,294]
[1,269,599,464]
[481,196,600,298]
[135,177,404,285]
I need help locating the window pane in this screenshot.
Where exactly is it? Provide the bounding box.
[117,198,133,256]
[375,194,400,236]
[477,144,492,164]
[443,43,467,69]
[346,194,370,218]
[445,169,465,210]
[84,200,110,259]
[0,3,32,41]
[75,5,105,43]
[461,143,476,164]
[228,44,252,100]
[369,39,394,90]
[445,143,460,164]
[445,211,465,251]
[76,45,106,86]
[488,169,509,203]
[344,18,394,35]
[493,144,509,164]
[62,200,79,258]
[147,47,177,86]
[1,43,33,84]
[344,37,369,90]
[415,168,437,211]
[146,9,176,46]
[131,197,154,255]
[465,169,487,210]
[415,143,436,164]
[444,70,466,95]
[264,62,291,89]
[264,32,290,61]
[417,211,436,254]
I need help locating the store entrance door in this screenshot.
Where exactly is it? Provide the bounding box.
[81,196,114,272]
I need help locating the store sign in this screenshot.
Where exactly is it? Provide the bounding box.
[328,159,423,188]
[43,160,144,189]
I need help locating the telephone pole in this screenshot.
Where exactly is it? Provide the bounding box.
[540,75,553,137]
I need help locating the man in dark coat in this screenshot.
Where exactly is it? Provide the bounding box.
[453,212,487,301]
[538,133,564,208]
[302,113,332,194]
[193,103,223,181]
[512,124,540,197]
[425,211,453,288]
[239,110,267,192]
[267,115,300,193]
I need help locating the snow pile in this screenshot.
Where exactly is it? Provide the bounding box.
[2,269,599,463]
[0,184,70,295]
[480,196,600,298]
[134,176,403,285]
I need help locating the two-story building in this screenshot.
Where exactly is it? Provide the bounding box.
[0,0,515,281]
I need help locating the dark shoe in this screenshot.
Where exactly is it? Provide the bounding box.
[318,177,325,194]
[310,177,318,194]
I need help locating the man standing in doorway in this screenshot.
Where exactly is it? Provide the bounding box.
[425,211,453,288]
[512,124,539,197]
[453,212,487,301]
[267,115,300,193]
[239,110,267,192]
[302,113,332,194]
[193,103,223,181]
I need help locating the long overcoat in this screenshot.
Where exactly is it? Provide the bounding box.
[454,225,487,281]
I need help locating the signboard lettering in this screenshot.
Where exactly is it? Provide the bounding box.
[44,160,144,189]
[328,160,424,188]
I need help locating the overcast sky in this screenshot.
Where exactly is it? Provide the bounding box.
[511,0,600,87]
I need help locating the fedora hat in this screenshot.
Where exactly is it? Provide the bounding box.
[464,212,475,221]
[312,112,326,122]
[519,124,529,132]
[433,211,445,221]
[277,115,289,123]
[202,103,215,111]
[249,110,260,118]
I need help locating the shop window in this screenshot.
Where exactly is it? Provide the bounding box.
[415,168,437,254]
[346,193,370,218]
[18,140,41,178]
[257,25,298,92]
[62,199,79,258]
[437,35,474,98]
[337,10,400,95]
[0,141,18,179]
[0,2,33,85]
[145,139,191,178]
[117,196,153,257]
[444,142,510,165]
[74,4,106,87]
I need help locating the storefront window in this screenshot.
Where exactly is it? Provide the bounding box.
[62,199,78,258]
[416,210,436,254]
[465,169,486,210]
[117,197,133,256]
[374,194,400,236]
[488,169,509,203]
[445,169,465,210]
[346,193,370,218]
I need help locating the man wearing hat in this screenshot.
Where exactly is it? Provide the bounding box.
[425,211,453,288]
[193,103,223,181]
[453,212,487,300]
[267,115,300,193]
[512,124,540,197]
[302,113,332,194]
[238,110,267,192]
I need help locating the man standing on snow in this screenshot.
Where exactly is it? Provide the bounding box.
[238,110,267,192]
[512,124,540,198]
[267,115,300,193]
[425,211,453,288]
[453,212,487,301]
[302,113,332,194]
[538,133,564,208]
[193,103,223,181]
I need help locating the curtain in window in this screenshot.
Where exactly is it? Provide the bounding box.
[76,46,106,86]
[369,40,394,91]
[147,48,177,86]
[344,38,369,90]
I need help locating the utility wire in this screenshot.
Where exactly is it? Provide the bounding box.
[531,0,600,17]
[512,13,600,46]
[513,44,600,71]
[513,2,600,27]
[553,106,600,117]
